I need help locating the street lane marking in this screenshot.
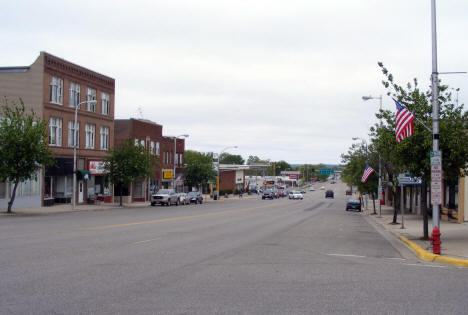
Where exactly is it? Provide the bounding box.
[133,238,161,244]
[326,253,367,258]
[81,202,289,231]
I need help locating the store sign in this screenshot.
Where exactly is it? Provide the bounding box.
[163,170,174,179]
[430,151,442,205]
[89,160,107,175]
[289,174,298,179]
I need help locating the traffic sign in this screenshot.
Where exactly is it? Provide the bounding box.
[397,173,422,186]
[319,168,334,175]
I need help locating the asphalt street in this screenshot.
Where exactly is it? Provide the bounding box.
[1,183,467,314]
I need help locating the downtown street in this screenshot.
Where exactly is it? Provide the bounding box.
[1,182,467,314]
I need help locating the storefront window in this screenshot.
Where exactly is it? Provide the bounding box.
[134,180,144,198]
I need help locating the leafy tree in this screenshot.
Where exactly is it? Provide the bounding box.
[104,139,155,206]
[184,150,214,190]
[0,99,55,213]
[219,152,245,165]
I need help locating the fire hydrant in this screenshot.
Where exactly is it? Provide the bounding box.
[430,227,441,255]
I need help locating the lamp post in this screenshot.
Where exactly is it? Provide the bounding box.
[217,146,238,200]
[173,134,189,192]
[72,99,97,210]
[362,94,383,217]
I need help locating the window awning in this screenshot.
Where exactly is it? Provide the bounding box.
[77,170,91,180]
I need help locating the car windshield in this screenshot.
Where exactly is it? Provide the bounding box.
[158,189,172,194]
[348,199,360,203]
[292,191,300,194]
[187,192,198,197]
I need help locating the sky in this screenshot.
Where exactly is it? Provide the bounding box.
[2,0,467,165]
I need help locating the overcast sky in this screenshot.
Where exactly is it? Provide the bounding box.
[2,0,467,164]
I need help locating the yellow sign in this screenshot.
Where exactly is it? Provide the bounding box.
[163,171,174,179]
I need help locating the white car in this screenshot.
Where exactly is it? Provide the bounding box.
[320,186,325,190]
[288,191,303,200]
[309,187,316,191]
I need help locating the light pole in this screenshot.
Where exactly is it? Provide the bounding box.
[72,99,97,210]
[362,94,383,217]
[217,146,237,200]
[173,134,189,192]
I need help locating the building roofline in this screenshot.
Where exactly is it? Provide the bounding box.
[0,66,29,73]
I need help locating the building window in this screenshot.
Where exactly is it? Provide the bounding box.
[69,82,80,107]
[140,139,145,147]
[134,139,139,146]
[150,141,155,155]
[100,126,109,150]
[86,88,97,112]
[101,92,110,115]
[68,120,79,147]
[156,142,160,155]
[49,117,62,146]
[85,123,95,149]
[50,76,63,104]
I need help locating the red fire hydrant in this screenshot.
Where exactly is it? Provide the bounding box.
[430,227,441,255]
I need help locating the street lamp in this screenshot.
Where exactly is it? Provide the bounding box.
[173,134,189,192]
[72,99,97,210]
[362,94,383,217]
[216,146,238,200]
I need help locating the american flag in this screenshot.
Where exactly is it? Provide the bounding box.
[361,165,375,183]
[394,99,415,143]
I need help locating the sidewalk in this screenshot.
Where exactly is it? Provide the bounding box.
[363,204,468,267]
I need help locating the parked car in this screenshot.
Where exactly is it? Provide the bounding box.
[325,190,334,198]
[289,191,303,200]
[345,190,352,196]
[177,192,189,205]
[300,189,306,194]
[278,189,287,198]
[187,191,203,204]
[346,199,361,211]
[262,189,276,200]
[320,186,325,190]
[151,189,179,206]
[309,187,316,191]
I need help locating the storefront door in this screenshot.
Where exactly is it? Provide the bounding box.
[78,181,84,203]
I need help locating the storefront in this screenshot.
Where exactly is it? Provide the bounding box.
[45,158,73,204]
[88,159,112,203]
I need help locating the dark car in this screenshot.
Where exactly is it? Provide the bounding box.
[187,191,203,204]
[346,199,361,211]
[262,189,276,200]
[345,190,352,196]
[325,190,334,198]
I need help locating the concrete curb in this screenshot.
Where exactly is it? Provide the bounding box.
[399,236,468,268]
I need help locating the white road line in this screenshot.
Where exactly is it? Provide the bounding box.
[326,253,367,258]
[386,258,406,261]
[133,238,160,244]
[402,263,446,268]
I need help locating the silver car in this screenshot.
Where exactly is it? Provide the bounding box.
[151,189,179,206]
[177,192,189,205]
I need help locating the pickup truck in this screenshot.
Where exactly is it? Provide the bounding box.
[151,189,179,206]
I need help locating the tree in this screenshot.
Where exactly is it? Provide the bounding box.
[184,150,214,190]
[103,139,155,206]
[0,99,55,213]
[219,152,244,165]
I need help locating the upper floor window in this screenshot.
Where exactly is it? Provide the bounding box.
[69,82,80,107]
[68,120,79,147]
[134,139,139,146]
[101,92,110,115]
[85,123,95,149]
[156,142,160,155]
[150,141,155,155]
[50,76,63,104]
[140,139,145,147]
[100,126,109,150]
[86,88,97,112]
[49,117,62,146]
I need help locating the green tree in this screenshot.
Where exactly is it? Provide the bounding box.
[104,139,155,206]
[219,152,245,165]
[184,150,214,190]
[0,99,55,213]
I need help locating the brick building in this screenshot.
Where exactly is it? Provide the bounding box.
[114,118,186,203]
[0,52,115,206]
